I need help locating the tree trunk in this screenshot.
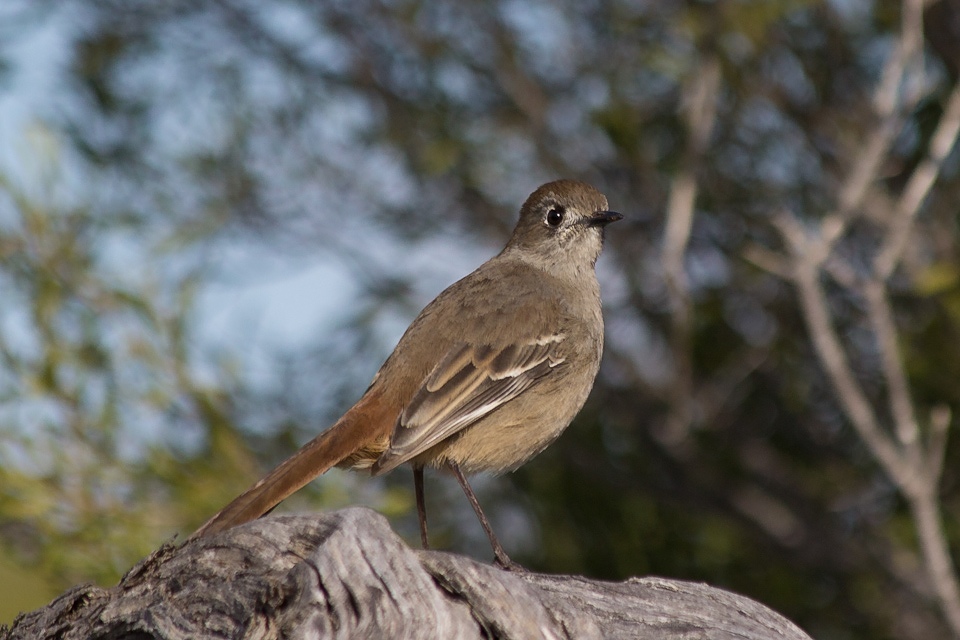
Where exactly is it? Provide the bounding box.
[1,508,811,639]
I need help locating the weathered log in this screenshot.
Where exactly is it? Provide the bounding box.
[2,507,812,639]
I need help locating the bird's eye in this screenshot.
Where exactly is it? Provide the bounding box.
[546,207,565,226]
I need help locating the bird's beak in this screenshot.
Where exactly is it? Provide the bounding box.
[586,210,624,227]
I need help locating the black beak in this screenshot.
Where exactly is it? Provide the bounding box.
[586,210,624,227]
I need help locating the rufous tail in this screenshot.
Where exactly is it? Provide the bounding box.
[189,391,393,539]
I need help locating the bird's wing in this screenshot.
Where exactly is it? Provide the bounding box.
[372,334,566,473]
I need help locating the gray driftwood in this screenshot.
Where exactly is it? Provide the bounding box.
[2,507,811,639]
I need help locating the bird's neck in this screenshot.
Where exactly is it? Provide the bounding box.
[497,245,600,286]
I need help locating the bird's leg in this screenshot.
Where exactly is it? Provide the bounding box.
[414,465,430,550]
[448,461,524,571]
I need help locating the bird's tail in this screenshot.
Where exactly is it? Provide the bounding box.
[189,390,395,539]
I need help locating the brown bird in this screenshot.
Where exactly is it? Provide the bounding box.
[190,180,621,568]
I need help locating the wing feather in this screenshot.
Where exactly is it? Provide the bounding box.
[373,335,566,473]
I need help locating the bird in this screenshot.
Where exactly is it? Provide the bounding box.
[190,179,621,569]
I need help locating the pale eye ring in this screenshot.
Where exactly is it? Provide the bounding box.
[546,207,565,226]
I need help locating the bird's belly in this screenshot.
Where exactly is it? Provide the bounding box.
[415,374,592,475]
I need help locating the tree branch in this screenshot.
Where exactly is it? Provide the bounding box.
[761,1,960,630]
[910,490,960,635]
[790,259,907,486]
[1,509,813,640]
[863,279,921,451]
[819,0,927,254]
[874,81,960,279]
[660,56,721,442]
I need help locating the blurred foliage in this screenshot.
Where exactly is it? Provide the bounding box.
[1,0,960,638]
[0,163,263,589]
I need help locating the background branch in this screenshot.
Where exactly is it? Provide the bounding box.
[875,82,960,278]
[757,0,960,630]
[660,56,721,443]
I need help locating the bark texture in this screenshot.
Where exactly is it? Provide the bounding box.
[2,507,812,639]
